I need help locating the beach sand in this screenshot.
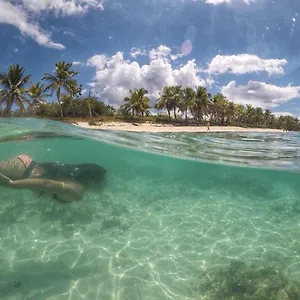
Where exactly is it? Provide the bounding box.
[75,121,283,133]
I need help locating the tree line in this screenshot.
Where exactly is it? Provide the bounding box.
[0,63,115,119]
[0,62,299,131]
[115,85,300,131]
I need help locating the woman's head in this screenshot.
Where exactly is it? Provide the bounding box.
[74,163,107,188]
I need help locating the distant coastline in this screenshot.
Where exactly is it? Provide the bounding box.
[72,120,284,133]
[1,63,298,132]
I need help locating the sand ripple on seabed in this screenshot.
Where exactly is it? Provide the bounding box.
[0,186,300,300]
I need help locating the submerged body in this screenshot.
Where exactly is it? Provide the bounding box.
[0,154,107,202]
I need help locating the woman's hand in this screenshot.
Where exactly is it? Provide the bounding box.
[0,172,12,186]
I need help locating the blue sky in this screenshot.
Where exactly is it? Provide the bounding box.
[1,0,300,117]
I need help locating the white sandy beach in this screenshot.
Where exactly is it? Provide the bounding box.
[75,121,283,133]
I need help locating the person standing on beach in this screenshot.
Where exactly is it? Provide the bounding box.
[207,121,210,132]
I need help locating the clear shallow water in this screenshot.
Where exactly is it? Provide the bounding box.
[1,118,300,300]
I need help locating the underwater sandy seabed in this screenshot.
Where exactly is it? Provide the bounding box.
[1,136,300,300]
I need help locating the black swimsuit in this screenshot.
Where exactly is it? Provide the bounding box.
[22,161,38,179]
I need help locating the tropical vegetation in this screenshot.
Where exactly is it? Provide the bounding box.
[0,64,31,115]
[41,61,81,118]
[1,63,300,131]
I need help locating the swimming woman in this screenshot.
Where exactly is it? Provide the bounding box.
[0,154,107,202]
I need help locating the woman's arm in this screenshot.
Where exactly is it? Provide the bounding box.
[0,172,84,202]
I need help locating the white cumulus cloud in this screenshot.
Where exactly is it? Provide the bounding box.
[87,54,108,69]
[205,0,231,4]
[205,0,256,4]
[0,0,104,49]
[149,45,183,62]
[130,45,183,61]
[206,54,287,76]
[272,111,294,117]
[63,30,76,36]
[20,0,104,16]
[87,46,211,107]
[221,81,300,109]
[0,0,64,49]
[72,61,84,66]
[149,45,172,62]
[130,47,147,58]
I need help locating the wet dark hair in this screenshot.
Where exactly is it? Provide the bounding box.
[72,163,107,187]
[37,162,107,188]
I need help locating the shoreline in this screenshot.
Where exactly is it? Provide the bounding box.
[74,121,284,133]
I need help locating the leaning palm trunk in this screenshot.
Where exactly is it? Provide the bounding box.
[88,101,93,121]
[197,108,202,123]
[56,87,64,118]
[173,107,177,119]
[31,104,36,116]
[5,98,13,116]
[88,92,93,123]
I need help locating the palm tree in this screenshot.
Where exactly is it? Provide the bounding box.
[212,93,229,125]
[170,86,182,119]
[235,104,245,127]
[192,86,209,123]
[0,89,4,116]
[155,86,182,119]
[86,91,93,122]
[245,105,255,127]
[154,86,171,119]
[27,82,49,115]
[136,88,151,116]
[264,109,272,128]
[42,61,79,118]
[264,110,277,129]
[0,64,31,116]
[121,88,150,117]
[83,91,103,121]
[254,107,264,127]
[61,94,75,117]
[180,87,195,121]
[226,101,236,125]
[155,86,173,119]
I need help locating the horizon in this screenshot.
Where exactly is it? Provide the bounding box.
[1,0,300,118]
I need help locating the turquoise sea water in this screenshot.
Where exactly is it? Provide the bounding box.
[1,118,300,300]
